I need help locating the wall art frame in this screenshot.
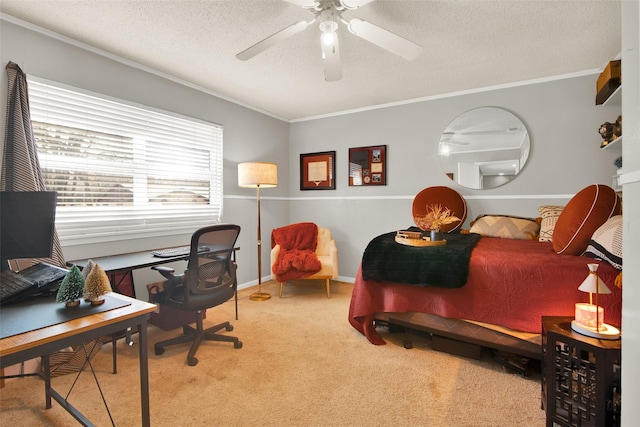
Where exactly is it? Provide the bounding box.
[348,145,387,186]
[300,151,336,190]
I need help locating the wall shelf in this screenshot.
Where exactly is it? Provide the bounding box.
[602,136,622,151]
[602,85,622,106]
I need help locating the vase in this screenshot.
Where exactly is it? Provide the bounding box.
[430,230,443,241]
[65,300,80,308]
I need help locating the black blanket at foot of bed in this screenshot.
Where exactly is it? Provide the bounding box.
[361,228,481,288]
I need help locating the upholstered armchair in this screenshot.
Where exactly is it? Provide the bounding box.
[270,223,338,298]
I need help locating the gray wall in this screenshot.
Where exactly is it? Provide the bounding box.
[2,11,639,426]
[0,18,623,285]
[0,20,291,296]
[289,75,622,278]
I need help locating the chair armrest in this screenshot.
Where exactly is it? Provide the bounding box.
[270,244,280,280]
[151,265,175,280]
[151,265,184,304]
[329,240,339,278]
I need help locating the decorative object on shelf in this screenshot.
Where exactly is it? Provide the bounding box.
[599,115,622,148]
[571,263,620,340]
[614,115,622,137]
[599,122,616,147]
[596,59,621,105]
[614,156,622,169]
[56,265,85,308]
[83,263,112,305]
[299,151,336,190]
[238,161,278,301]
[348,145,386,186]
[413,204,460,241]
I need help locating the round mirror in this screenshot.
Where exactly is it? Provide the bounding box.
[438,107,530,189]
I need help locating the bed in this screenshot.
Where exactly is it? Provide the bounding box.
[348,185,623,360]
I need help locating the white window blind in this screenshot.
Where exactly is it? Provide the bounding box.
[27,77,223,245]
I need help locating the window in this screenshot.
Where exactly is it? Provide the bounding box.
[27,77,223,245]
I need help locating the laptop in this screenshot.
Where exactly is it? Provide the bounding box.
[0,262,68,306]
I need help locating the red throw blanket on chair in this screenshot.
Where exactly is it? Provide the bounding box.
[271,222,322,282]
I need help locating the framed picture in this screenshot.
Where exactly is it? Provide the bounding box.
[349,145,387,186]
[300,151,336,190]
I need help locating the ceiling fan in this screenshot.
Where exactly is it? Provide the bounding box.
[441,127,524,145]
[236,0,423,82]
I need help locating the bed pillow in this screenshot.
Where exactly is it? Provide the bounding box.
[469,215,540,240]
[584,215,622,270]
[412,186,467,232]
[538,205,564,242]
[552,184,621,255]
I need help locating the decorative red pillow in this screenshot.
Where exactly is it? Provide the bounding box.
[552,184,621,255]
[412,186,467,232]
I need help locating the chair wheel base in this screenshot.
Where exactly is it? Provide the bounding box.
[234,340,243,349]
[187,357,198,366]
[155,346,165,355]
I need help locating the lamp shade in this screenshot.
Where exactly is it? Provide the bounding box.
[578,263,611,294]
[238,162,278,188]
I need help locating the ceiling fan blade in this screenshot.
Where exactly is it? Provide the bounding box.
[282,0,319,7]
[340,0,375,9]
[321,35,342,81]
[445,129,517,136]
[347,18,422,61]
[236,20,313,61]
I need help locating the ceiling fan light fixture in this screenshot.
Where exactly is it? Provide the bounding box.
[319,12,339,46]
[321,25,337,46]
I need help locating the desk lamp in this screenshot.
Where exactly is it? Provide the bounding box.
[238,162,278,301]
[571,263,620,339]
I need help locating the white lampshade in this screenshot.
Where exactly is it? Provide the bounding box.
[238,162,278,188]
[577,263,611,294]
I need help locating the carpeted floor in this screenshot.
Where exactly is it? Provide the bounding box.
[0,280,546,426]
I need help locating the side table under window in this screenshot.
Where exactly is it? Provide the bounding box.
[542,316,621,427]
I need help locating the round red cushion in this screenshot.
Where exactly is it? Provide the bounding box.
[412,186,467,232]
[552,184,621,255]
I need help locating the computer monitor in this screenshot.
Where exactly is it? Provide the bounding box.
[0,191,58,269]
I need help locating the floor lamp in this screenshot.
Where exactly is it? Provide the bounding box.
[238,162,278,301]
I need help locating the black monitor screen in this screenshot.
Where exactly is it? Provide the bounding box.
[0,191,58,260]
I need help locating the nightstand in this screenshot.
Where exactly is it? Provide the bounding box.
[541,316,621,427]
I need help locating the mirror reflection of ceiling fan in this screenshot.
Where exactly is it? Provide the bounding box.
[441,127,523,145]
[236,0,423,82]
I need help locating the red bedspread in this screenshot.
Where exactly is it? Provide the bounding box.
[348,236,622,345]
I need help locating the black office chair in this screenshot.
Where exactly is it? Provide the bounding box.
[150,224,242,366]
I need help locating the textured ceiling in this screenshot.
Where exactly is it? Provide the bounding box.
[0,0,622,121]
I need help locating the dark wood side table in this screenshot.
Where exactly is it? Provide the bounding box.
[541,316,621,427]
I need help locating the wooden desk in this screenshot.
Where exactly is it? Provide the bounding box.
[0,293,156,426]
[68,245,239,298]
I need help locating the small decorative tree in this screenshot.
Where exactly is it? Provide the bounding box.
[83,263,112,305]
[81,259,96,302]
[56,265,85,308]
[81,259,96,280]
